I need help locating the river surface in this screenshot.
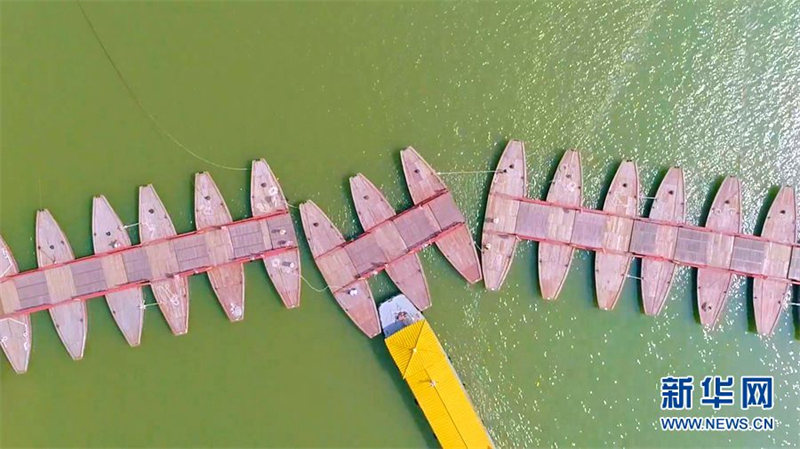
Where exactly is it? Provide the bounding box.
[1,1,799,447]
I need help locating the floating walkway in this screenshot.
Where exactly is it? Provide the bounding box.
[0,160,300,372]
[300,148,481,337]
[482,140,800,334]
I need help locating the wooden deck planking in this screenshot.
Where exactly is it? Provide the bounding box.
[393,207,442,248]
[195,172,245,321]
[539,150,582,300]
[350,174,431,310]
[696,177,741,327]
[139,185,189,335]
[92,196,144,346]
[595,162,639,310]
[481,140,526,291]
[789,246,800,282]
[0,235,31,373]
[36,210,87,360]
[752,186,796,335]
[640,167,685,316]
[401,147,482,283]
[250,159,301,309]
[299,201,380,337]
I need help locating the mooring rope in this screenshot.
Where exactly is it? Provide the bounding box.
[76,1,246,172]
[299,273,331,293]
[437,170,499,176]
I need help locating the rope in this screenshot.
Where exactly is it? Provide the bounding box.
[76,1,246,172]
[436,170,499,175]
[123,222,139,230]
[299,274,331,293]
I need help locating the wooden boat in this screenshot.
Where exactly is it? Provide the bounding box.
[0,235,31,373]
[400,147,482,284]
[299,201,380,337]
[92,195,144,346]
[538,150,582,300]
[753,186,796,335]
[250,159,301,308]
[139,185,189,335]
[641,167,685,315]
[697,177,741,327]
[36,210,87,360]
[481,140,526,291]
[195,172,245,322]
[595,161,639,310]
[350,174,431,310]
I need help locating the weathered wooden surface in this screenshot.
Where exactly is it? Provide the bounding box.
[752,186,796,335]
[299,201,380,337]
[481,140,526,291]
[696,177,741,327]
[595,161,639,310]
[92,195,144,346]
[139,185,189,335]
[36,210,87,360]
[789,246,800,282]
[639,167,685,316]
[0,236,30,373]
[538,150,581,300]
[251,159,301,308]
[401,147,482,283]
[195,172,245,322]
[350,174,430,310]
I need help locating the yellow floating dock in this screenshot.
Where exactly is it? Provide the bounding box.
[381,295,493,449]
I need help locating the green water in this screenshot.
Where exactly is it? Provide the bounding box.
[1,1,799,447]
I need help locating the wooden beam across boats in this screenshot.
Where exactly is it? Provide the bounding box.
[482,141,800,333]
[300,148,481,338]
[0,160,300,370]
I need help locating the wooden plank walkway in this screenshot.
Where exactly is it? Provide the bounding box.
[0,160,300,371]
[301,148,481,337]
[92,195,144,346]
[482,142,800,335]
